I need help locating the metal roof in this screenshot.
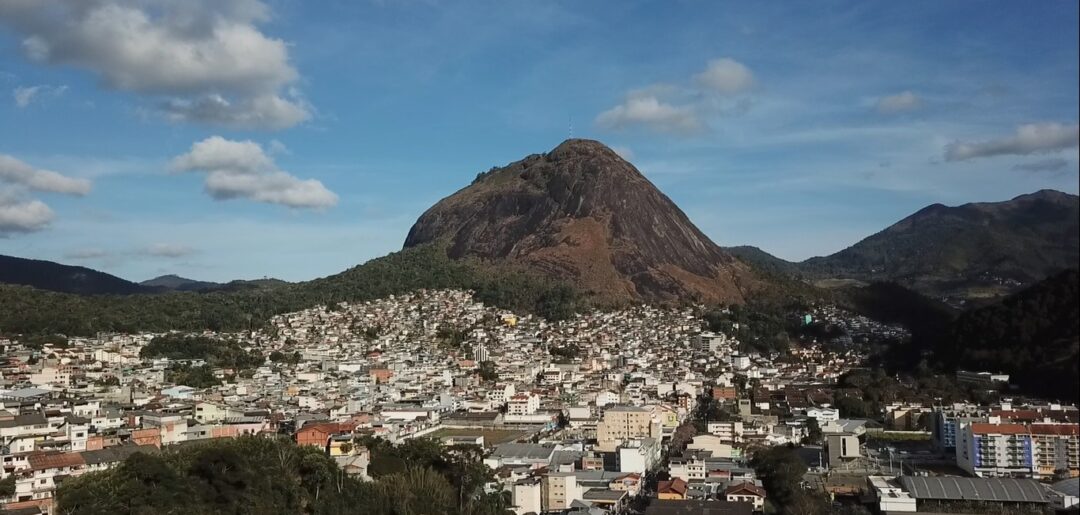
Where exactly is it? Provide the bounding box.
[489,443,553,460]
[899,476,1049,503]
[1051,477,1079,498]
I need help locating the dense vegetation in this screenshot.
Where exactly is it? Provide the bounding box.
[838,281,958,370]
[944,268,1079,401]
[832,368,998,422]
[0,244,583,337]
[702,302,805,355]
[56,436,512,515]
[164,364,222,389]
[141,335,263,370]
[750,444,830,515]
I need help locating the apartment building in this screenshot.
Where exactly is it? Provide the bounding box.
[542,472,582,512]
[1030,424,1080,478]
[958,423,1034,478]
[597,405,660,451]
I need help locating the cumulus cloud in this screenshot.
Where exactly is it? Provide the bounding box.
[141,243,196,258]
[1013,158,1070,173]
[596,57,755,135]
[0,192,53,235]
[171,136,338,209]
[0,0,309,129]
[875,91,922,114]
[945,122,1080,161]
[0,154,92,195]
[160,92,310,130]
[595,94,704,135]
[0,154,90,236]
[694,58,755,94]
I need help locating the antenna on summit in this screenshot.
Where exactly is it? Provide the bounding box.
[568,116,573,140]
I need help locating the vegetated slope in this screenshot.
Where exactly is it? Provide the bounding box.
[943,268,1079,401]
[140,274,222,292]
[0,254,156,295]
[404,138,756,305]
[838,281,959,370]
[140,274,290,292]
[802,190,1079,298]
[724,245,803,278]
[0,243,581,336]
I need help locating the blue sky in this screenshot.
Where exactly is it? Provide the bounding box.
[1,0,1077,282]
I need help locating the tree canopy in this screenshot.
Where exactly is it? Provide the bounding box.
[56,436,513,515]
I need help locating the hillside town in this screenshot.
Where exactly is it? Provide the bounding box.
[1,289,1077,514]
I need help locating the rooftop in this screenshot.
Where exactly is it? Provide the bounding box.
[899,476,1049,504]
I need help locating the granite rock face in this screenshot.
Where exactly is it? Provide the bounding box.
[404,139,754,303]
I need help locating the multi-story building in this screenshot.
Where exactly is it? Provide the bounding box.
[930,404,984,452]
[511,477,542,515]
[487,383,515,406]
[707,421,744,444]
[617,438,660,474]
[506,393,540,416]
[1030,424,1080,478]
[958,423,1033,478]
[542,472,582,512]
[596,405,660,451]
[472,342,489,363]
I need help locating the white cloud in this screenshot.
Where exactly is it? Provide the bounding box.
[0,154,92,195]
[0,192,53,235]
[140,243,196,258]
[161,92,310,130]
[875,91,922,114]
[694,58,755,95]
[945,122,1080,161]
[596,58,755,136]
[0,0,309,129]
[171,136,338,209]
[0,154,90,236]
[1013,158,1070,173]
[595,94,704,135]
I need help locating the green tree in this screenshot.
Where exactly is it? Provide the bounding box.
[477,361,498,382]
[0,474,15,497]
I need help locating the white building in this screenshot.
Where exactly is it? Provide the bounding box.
[618,438,660,474]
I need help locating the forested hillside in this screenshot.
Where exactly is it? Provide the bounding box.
[0,244,582,336]
[944,268,1079,401]
[0,254,155,295]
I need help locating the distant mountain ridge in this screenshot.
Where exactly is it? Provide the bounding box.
[0,255,155,295]
[727,190,1079,300]
[141,274,222,292]
[0,256,291,296]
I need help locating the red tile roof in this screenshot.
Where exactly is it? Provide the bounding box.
[725,481,767,497]
[658,478,688,496]
[970,423,1028,435]
[1030,424,1080,436]
[27,452,86,471]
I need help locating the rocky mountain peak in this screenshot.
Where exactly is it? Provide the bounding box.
[404,139,753,304]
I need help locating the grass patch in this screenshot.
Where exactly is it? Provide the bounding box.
[428,428,529,446]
